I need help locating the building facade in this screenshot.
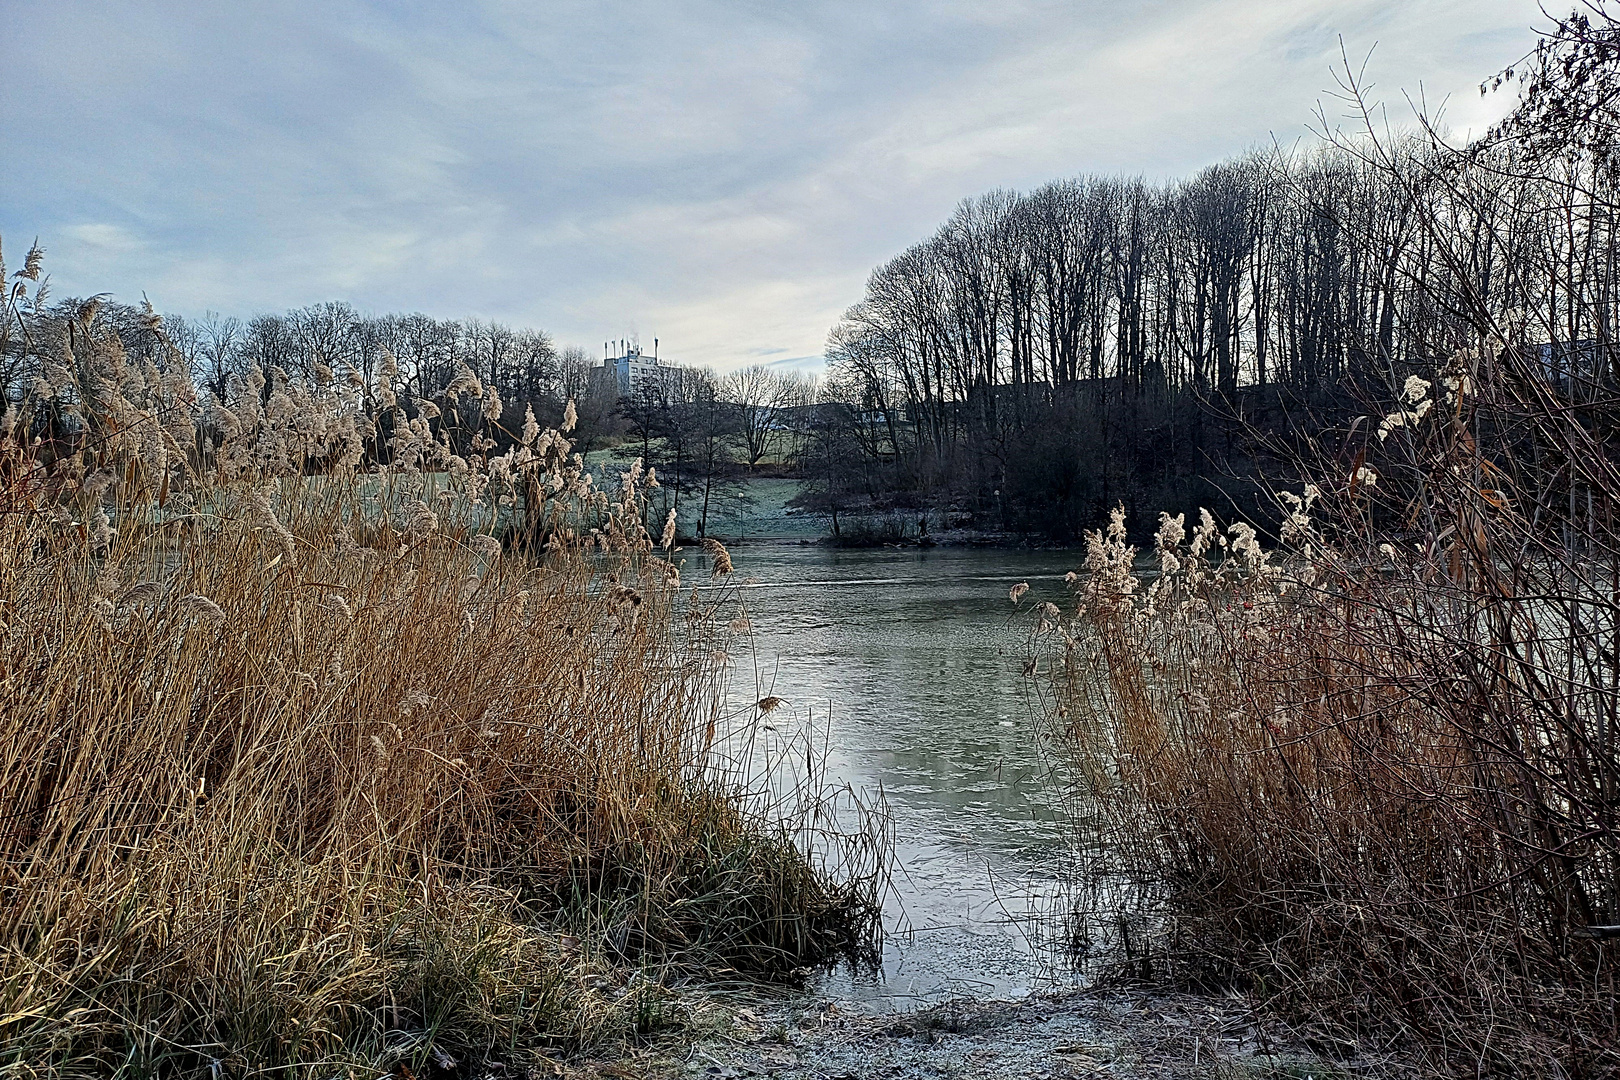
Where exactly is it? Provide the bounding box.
[602,344,671,399]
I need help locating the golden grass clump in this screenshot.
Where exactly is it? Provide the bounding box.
[0,262,876,1076]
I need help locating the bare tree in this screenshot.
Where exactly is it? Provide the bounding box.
[722,364,794,470]
[195,311,242,400]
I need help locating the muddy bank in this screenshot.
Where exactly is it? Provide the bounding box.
[565,987,1404,1080]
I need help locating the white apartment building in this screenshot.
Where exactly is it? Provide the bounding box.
[602,341,671,399]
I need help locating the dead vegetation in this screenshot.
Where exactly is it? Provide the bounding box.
[1020,17,1620,1072]
[1043,343,1620,1074]
[0,250,880,1076]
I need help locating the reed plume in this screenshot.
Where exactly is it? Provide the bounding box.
[701,536,733,576]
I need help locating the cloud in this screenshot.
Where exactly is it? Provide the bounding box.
[0,0,1543,371]
[62,223,146,254]
[762,355,828,374]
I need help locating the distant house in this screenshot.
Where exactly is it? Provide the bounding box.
[601,343,672,399]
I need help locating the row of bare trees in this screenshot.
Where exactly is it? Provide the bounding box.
[822,104,1620,536]
[0,290,832,538]
[0,297,619,453]
[617,363,817,536]
[167,303,618,444]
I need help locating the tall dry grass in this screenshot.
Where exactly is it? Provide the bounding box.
[0,252,876,1075]
[1043,350,1620,1076]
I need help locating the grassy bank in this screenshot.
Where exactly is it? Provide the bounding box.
[0,287,879,1076]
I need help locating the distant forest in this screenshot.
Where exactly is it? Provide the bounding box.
[0,297,819,539]
[815,124,1620,538]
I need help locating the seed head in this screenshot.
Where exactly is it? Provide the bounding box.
[117,581,162,608]
[88,505,115,552]
[82,469,116,496]
[19,241,44,281]
[408,500,439,534]
[180,593,226,625]
[701,537,733,576]
[446,364,482,397]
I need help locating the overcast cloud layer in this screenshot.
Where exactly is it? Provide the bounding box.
[3,1,1543,372]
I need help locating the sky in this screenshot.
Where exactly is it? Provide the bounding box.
[3,1,1545,373]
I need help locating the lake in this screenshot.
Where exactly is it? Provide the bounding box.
[705,542,1089,1012]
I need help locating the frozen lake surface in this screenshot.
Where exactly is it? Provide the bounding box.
[705,542,1089,1012]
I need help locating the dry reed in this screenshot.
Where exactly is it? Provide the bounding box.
[1045,353,1620,1076]
[0,254,877,1076]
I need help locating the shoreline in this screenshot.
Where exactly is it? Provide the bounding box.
[571,984,1397,1079]
[691,530,1085,551]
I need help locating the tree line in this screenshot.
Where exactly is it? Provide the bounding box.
[813,115,1620,538]
[0,293,826,537]
[11,51,1620,546]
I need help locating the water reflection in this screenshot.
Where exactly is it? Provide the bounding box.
[707,543,1086,1010]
